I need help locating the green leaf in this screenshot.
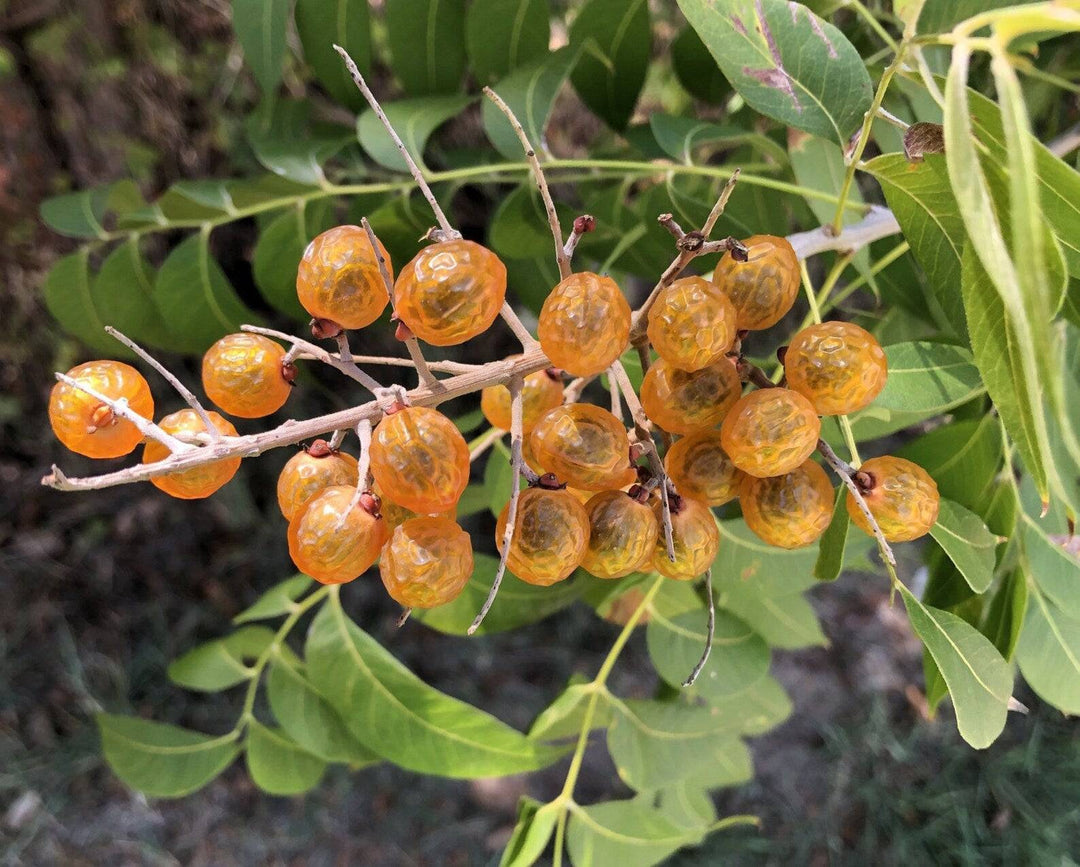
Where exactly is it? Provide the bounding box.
[649,114,786,167]
[983,568,1028,662]
[167,626,275,693]
[501,798,559,867]
[670,26,730,105]
[234,575,314,624]
[916,0,1044,35]
[898,584,1011,748]
[714,518,819,596]
[357,95,474,172]
[1018,510,1080,620]
[654,783,719,830]
[529,682,611,742]
[232,0,289,93]
[245,720,327,795]
[246,99,353,186]
[896,416,1003,515]
[43,250,121,355]
[295,0,371,110]
[490,185,575,261]
[566,800,703,867]
[385,0,467,95]
[676,0,872,143]
[568,0,651,131]
[306,598,564,777]
[253,201,336,319]
[814,488,849,583]
[708,675,793,736]
[40,180,142,239]
[93,239,179,352]
[455,484,491,519]
[929,499,999,595]
[718,590,827,650]
[1017,581,1080,714]
[97,714,239,798]
[485,440,515,516]
[465,0,550,85]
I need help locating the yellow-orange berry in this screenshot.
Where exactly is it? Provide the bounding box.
[664,429,744,506]
[640,357,742,435]
[713,234,799,331]
[393,240,506,346]
[784,321,888,416]
[528,404,636,491]
[49,360,154,459]
[650,496,719,581]
[369,406,470,513]
[538,272,631,377]
[480,367,564,433]
[296,225,391,330]
[276,441,359,521]
[847,455,939,542]
[581,489,659,579]
[740,460,833,549]
[201,333,291,419]
[379,517,473,608]
[720,389,821,479]
[496,486,589,586]
[288,485,388,584]
[371,478,455,530]
[646,276,737,371]
[143,409,240,499]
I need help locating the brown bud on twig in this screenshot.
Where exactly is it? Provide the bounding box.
[544,367,563,382]
[310,318,343,340]
[573,215,596,235]
[395,321,416,342]
[536,472,565,490]
[627,483,651,505]
[281,360,298,385]
[306,439,335,458]
[854,470,875,494]
[677,231,706,253]
[358,491,381,517]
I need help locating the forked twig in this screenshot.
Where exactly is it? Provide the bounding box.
[241,325,388,396]
[683,570,715,687]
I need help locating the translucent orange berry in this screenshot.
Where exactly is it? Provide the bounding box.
[713,234,799,331]
[49,360,154,459]
[528,404,636,491]
[740,460,833,549]
[650,496,720,581]
[646,276,737,371]
[783,321,888,416]
[393,240,506,346]
[296,225,391,330]
[288,485,388,584]
[664,429,744,506]
[847,455,940,542]
[201,333,291,419]
[143,409,241,499]
[538,272,631,377]
[276,441,359,521]
[581,488,659,579]
[720,388,821,478]
[496,486,589,586]
[369,406,470,514]
[371,478,455,530]
[379,517,474,608]
[640,357,742,435]
[480,367,564,433]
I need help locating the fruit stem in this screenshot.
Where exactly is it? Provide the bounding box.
[682,569,715,686]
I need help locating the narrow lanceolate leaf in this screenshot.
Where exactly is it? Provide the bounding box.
[676,0,872,143]
[306,598,564,778]
[814,488,849,583]
[1019,511,1080,620]
[168,626,275,693]
[231,0,289,93]
[529,682,612,741]
[898,584,1011,749]
[565,800,705,867]
[385,0,467,95]
[93,239,179,352]
[253,201,335,319]
[97,714,239,798]
[670,25,730,104]
[916,0,1045,36]
[1017,581,1080,714]
[650,114,788,167]
[501,798,558,867]
[896,417,1003,516]
[233,575,314,625]
[982,569,1028,662]
[465,0,550,84]
[44,250,123,356]
[929,499,998,595]
[245,721,327,795]
[357,96,475,172]
[295,0,371,110]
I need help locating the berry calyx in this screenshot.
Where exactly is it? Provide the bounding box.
[49,360,154,459]
[276,441,359,521]
[640,357,742,435]
[480,366,564,433]
[783,321,888,416]
[528,403,636,491]
[664,429,744,506]
[201,333,292,419]
[143,409,240,499]
[580,489,659,579]
[379,517,474,608]
[720,388,821,478]
[538,272,631,377]
[287,485,388,584]
[495,486,589,586]
[296,225,391,330]
[713,234,800,331]
[846,455,940,542]
[650,495,720,581]
[646,276,737,372]
[740,460,833,549]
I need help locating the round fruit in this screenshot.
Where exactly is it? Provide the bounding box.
[650,496,720,581]
[296,225,391,330]
[276,441,359,521]
[143,409,240,499]
[646,276,738,371]
[846,455,940,542]
[49,360,154,459]
[783,321,888,416]
[713,234,800,330]
[371,478,455,529]
[379,517,474,608]
[640,357,742,435]
[480,367,564,433]
[393,240,506,346]
[496,486,589,586]
[581,489,659,579]
[720,388,821,478]
[528,404,636,491]
[288,485,388,584]
[664,429,744,506]
[202,333,291,419]
[369,406,470,513]
[740,460,833,549]
[538,272,631,377]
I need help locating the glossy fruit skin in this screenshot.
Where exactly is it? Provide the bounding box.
[740,460,833,549]
[647,276,738,371]
[664,429,744,506]
[49,361,154,459]
[847,456,939,542]
[640,357,742,435]
[143,409,240,499]
[288,485,388,584]
[528,403,636,491]
[369,406,470,513]
[713,234,800,330]
[277,448,359,521]
[371,479,455,529]
[480,368,564,433]
[721,388,821,479]
[538,272,631,377]
[650,497,720,581]
[496,486,589,586]
[784,321,888,416]
[581,490,659,579]
[296,225,391,329]
[379,517,473,608]
[394,240,506,346]
[202,333,291,419]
